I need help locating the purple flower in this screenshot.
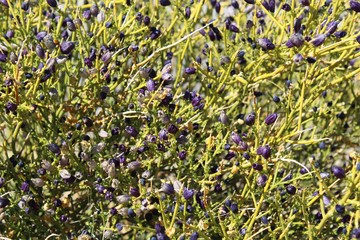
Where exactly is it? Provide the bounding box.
[252,163,263,171]
[258,38,275,51]
[0,197,10,208]
[265,113,278,125]
[334,31,347,38]
[286,185,297,195]
[231,132,242,145]
[47,0,57,7]
[244,0,255,3]
[125,126,138,137]
[350,0,360,12]
[48,143,61,155]
[232,0,239,9]
[311,34,326,47]
[178,150,186,160]
[159,129,168,141]
[326,21,338,35]
[294,18,302,33]
[83,10,91,20]
[185,67,196,74]
[300,0,310,6]
[185,7,191,19]
[183,188,194,200]
[21,181,30,192]
[101,51,112,63]
[36,44,45,59]
[146,79,156,91]
[60,41,75,54]
[257,174,268,186]
[168,124,178,134]
[0,53,7,62]
[245,112,256,126]
[331,166,346,178]
[161,183,175,195]
[129,187,140,197]
[257,145,271,159]
[160,0,171,6]
[238,141,249,151]
[150,29,161,40]
[287,33,304,48]
[229,24,239,33]
[282,3,291,11]
[6,101,17,112]
[357,35,360,43]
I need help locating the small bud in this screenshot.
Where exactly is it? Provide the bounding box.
[258,38,275,51]
[311,34,326,47]
[265,113,278,125]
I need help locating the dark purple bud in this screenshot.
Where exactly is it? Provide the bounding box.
[326,21,338,35]
[143,16,150,25]
[282,3,291,11]
[0,197,10,208]
[128,161,141,171]
[6,101,17,112]
[36,32,47,41]
[21,181,30,192]
[190,232,199,240]
[231,132,242,145]
[146,79,156,91]
[178,150,186,160]
[0,178,4,188]
[286,185,297,195]
[229,24,239,33]
[47,0,57,7]
[90,4,99,16]
[245,112,256,126]
[231,0,239,9]
[252,163,263,171]
[161,183,175,195]
[294,18,302,33]
[185,67,196,74]
[5,30,14,39]
[21,1,30,10]
[238,141,248,151]
[265,113,278,125]
[36,44,45,59]
[350,0,360,12]
[168,124,178,134]
[215,2,221,13]
[183,188,194,200]
[101,51,111,63]
[244,0,255,3]
[331,166,346,178]
[125,126,138,138]
[311,34,326,47]
[334,31,347,38]
[0,0,8,7]
[288,33,304,48]
[268,0,275,12]
[150,29,161,40]
[357,35,360,43]
[129,187,140,197]
[60,215,68,222]
[160,0,171,6]
[0,53,7,62]
[258,38,275,51]
[83,10,91,20]
[300,0,310,6]
[185,6,191,19]
[257,174,268,186]
[60,41,75,54]
[67,21,76,31]
[48,143,61,154]
[225,151,236,160]
[336,204,345,214]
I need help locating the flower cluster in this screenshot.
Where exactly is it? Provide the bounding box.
[0,0,359,239]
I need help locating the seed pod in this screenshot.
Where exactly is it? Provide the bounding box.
[60,41,75,54]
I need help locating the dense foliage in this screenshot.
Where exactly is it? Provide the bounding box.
[0,0,359,239]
